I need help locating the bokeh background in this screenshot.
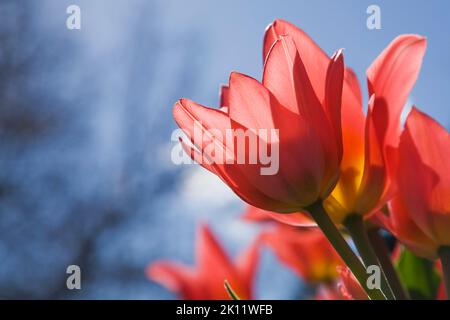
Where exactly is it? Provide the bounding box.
[0,0,448,299]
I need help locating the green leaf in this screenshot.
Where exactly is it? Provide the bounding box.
[395,247,441,299]
[224,280,240,300]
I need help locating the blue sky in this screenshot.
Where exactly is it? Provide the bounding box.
[161,0,449,128]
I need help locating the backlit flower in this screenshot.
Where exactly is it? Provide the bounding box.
[261,225,342,284]
[147,225,259,299]
[379,108,450,259]
[173,20,345,213]
[322,33,427,223]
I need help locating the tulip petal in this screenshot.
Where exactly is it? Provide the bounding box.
[263,19,343,180]
[236,237,260,298]
[263,35,340,200]
[340,68,365,168]
[324,49,345,160]
[321,49,346,195]
[179,137,217,175]
[228,72,276,130]
[148,225,259,300]
[337,266,369,300]
[367,35,427,148]
[220,85,229,108]
[173,98,232,154]
[242,205,316,227]
[398,108,450,245]
[388,196,440,259]
[405,109,450,211]
[354,95,388,214]
[262,226,341,283]
[173,98,294,208]
[178,136,295,211]
[197,225,236,274]
[323,70,366,222]
[262,35,304,115]
[147,262,201,299]
[263,19,329,102]
[261,227,313,280]
[196,225,247,299]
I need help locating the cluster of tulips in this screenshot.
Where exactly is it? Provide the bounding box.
[148,20,449,300]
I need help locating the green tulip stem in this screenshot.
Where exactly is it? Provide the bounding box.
[367,227,410,300]
[343,214,395,300]
[306,201,386,300]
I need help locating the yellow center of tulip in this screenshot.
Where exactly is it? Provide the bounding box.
[323,124,366,223]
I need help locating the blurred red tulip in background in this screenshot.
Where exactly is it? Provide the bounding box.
[337,266,369,300]
[261,225,342,284]
[147,225,259,299]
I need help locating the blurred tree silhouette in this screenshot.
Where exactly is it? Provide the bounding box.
[0,0,200,299]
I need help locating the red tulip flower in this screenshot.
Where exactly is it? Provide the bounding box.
[147,225,259,300]
[171,19,434,300]
[379,196,440,260]
[379,108,450,260]
[231,19,426,225]
[261,225,342,284]
[321,32,427,223]
[173,20,345,213]
[265,21,426,222]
